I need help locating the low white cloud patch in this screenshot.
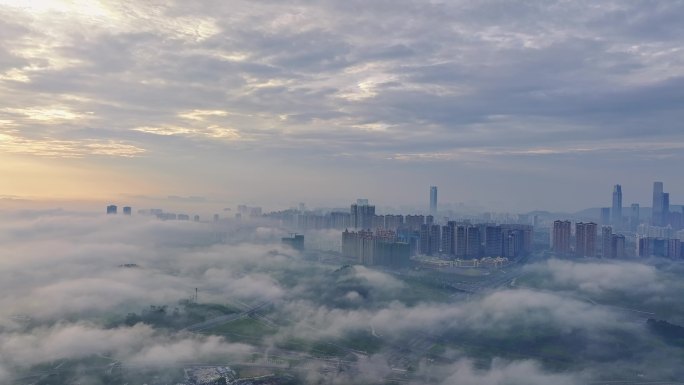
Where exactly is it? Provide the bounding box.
[353,265,405,291]
[425,358,582,385]
[0,322,253,369]
[526,259,664,295]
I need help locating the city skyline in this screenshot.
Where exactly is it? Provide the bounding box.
[1,1,684,212]
[2,2,684,384]
[8,179,684,218]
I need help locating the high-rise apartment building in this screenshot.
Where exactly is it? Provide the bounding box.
[426,215,434,225]
[441,222,455,256]
[484,225,503,257]
[611,185,622,228]
[429,186,438,216]
[612,234,626,258]
[405,215,425,231]
[419,224,430,255]
[342,229,410,268]
[351,199,375,229]
[454,225,467,258]
[576,222,597,257]
[384,215,404,230]
[419,224,441,255]
[465,226,481,258]
[430,224,441,255]
[552,220,571,254]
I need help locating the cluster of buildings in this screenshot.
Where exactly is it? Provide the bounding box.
[107,181,683,262]
[236,204,263,219]
[553,181,684,259]
[552,221,629,258]
[106,205,209,222]
[339,196,533,268]
[601,182,684,231]
[106,204,132,215]
[637,237,682,259]
[635,223,684,259]
[183,366,236,385]
[281,234,305,251]
[342,229,411,268]
[413,255,509,269]
[418,222,532,259]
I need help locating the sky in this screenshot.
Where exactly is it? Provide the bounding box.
[1,0,683,212]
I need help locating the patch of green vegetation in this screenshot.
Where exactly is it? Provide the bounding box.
[186,301,243,315]
[275,336,311,352]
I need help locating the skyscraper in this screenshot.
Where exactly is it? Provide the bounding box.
[652,182,664,226]
[611,184,622,228]
[429,186,438,216]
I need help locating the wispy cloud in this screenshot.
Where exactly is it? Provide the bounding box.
[0,130,145,158]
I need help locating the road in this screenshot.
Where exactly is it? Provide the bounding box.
[183,301,272,332]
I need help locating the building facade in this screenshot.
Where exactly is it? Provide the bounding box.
[575,222,597,257]
[552,220,572,254]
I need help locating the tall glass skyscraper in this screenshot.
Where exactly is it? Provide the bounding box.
[429,186,437,216]
[611,184,622,228]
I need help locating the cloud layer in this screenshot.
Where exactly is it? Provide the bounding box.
[2,211,684,383]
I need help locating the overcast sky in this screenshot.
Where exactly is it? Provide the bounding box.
[1,0,683,212]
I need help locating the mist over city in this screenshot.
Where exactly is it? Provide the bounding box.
[2,1,684,384]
